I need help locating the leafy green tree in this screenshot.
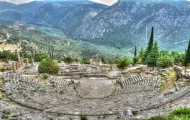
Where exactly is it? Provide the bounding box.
[184,40,190,70]
[171,51,185,65]
[7,35,19,44]
[33,53,49,62]
[156,56,174,68]
[139,47,145,58]
[142,27,154,64]
[117,58,130,69]
[101,56,106,64]
[146,42,159,67]
[58,58,61,63]
[38,58,59,75]
[0,50,17,60]
[160,50,170,57]
[81,58,90,64]
[63,56,74,64]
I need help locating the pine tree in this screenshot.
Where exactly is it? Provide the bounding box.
[146,42,159,67]
[139,47,144,58]
[142,27,154,64]
[134,46,137,57]
[184,40,190,71]
[101,56,106,64]
[133,46,137,65]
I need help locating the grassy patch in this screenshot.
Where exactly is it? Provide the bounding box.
[148,107,190,120]
[159,70,177,94]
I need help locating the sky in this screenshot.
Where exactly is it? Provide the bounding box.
[90,0,118,5]
[0,0,190,6]
[0,0,118,5]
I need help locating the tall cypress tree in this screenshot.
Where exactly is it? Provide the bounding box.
[142,27,154,64]
[184,40,190,69]
[134,46,137,57]
[133,46,137,65]
[146,41,159,67]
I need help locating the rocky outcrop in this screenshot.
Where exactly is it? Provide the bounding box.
[71,0,190,49]
[174,66,190,79]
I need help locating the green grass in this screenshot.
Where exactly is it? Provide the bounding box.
[148,107,190,120]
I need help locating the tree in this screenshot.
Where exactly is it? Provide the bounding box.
[160,50,170,57]
[38,58,59,75]
[81,58,90,64]
[63,56,74,64]
[139,47,145,58]
[146,42,159,67]
[134,46,137,56]
[101,56,106,64]
[184,40,190,70]
[142,27,154,64]
[133,46,137,65]
[156,56,174,68]
[7,35,19,44]
[171,51,185,65]
[117,58,130,69]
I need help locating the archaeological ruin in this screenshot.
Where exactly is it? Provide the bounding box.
[0,57,190,120]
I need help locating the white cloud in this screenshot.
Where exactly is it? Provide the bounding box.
[90,0,118,6]
[0,0,43,4]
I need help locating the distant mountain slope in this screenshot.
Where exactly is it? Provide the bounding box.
[32,2,108,33]
[0,2,16,10]
[70,0,190,50]
[0,1,49,22]
[1,0,190,51]
[0,21,131,59]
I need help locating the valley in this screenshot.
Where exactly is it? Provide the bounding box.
[0,0,190,120]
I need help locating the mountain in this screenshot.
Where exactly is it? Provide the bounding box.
[0,1,49,22]
[0,21,131,59]
[1,0,190,51]
[32,2,108,32]
[0,1,16,10]
[31,0,190,51]
[70,0,190,50]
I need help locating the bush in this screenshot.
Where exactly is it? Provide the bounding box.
[0,67,6,72]
[81,58,90,64]
[133,56,141,65]
[172,106,190,116]
[63,56,74,64]
[80,115,88,120]
[148,107,190,120]
[117,58,130,69]
[156,56,174,68]
[58,59,61,63]
[38,58,59,75]
[148,116,168,120]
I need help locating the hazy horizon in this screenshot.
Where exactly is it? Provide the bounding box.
[0,0,118,6]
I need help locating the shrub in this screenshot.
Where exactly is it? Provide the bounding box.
[148,107,190,120]
[81,58,90,64]
[42,75,48,79]
[58,59,61,63]
[156,56,174,68]
[63,56,74,64]
[0,67,6,72]
[171,106,190,116]
[117,58,130,69]
[80,115,88,120]
[38,58,59,75]
[147,116,167,120]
